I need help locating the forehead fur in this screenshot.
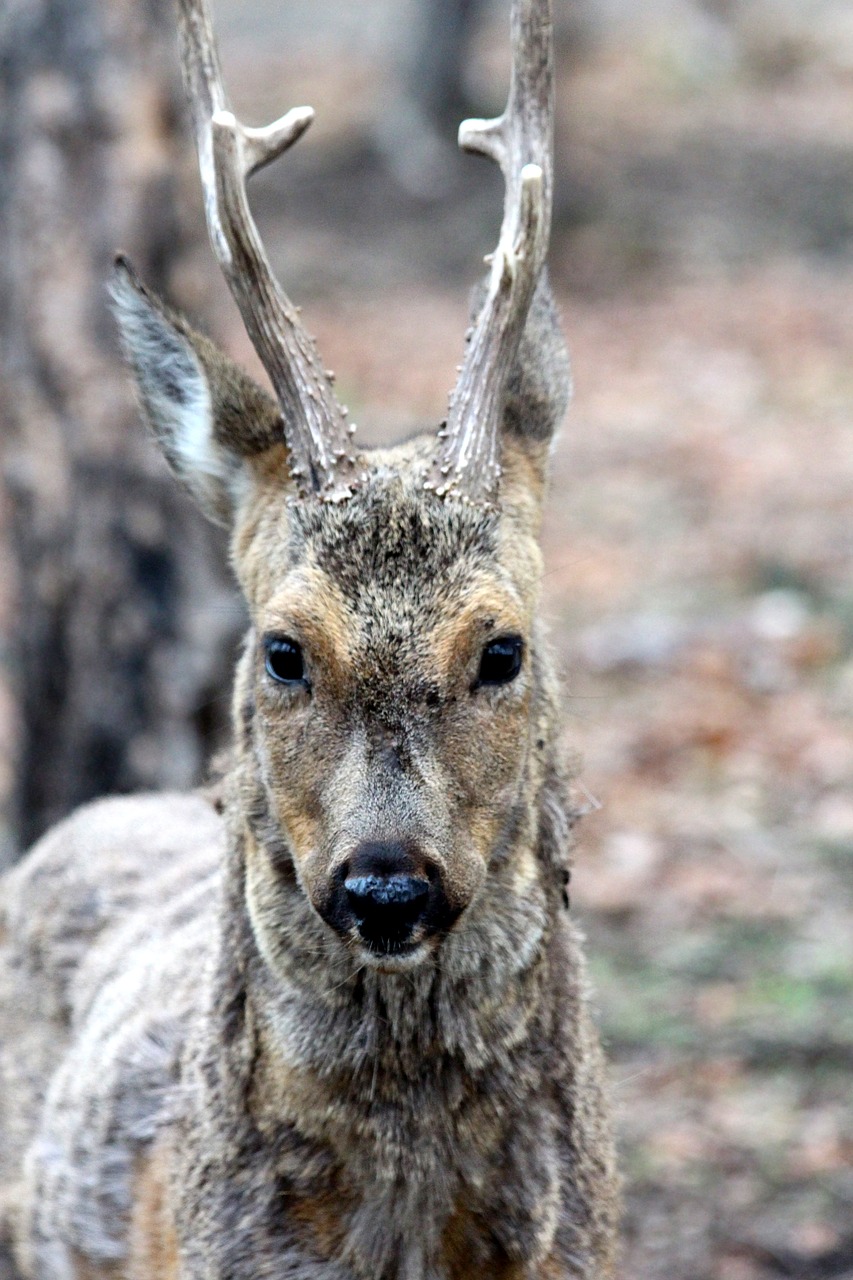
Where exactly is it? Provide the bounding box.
[235,445,543,619]
[295,475,497,597]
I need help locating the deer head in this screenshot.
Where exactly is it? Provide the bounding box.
[111,0,569,973]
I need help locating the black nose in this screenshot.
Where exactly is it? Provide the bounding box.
[346,872,429,916]
[343,842,431,952]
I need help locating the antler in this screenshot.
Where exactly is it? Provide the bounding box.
[177,0,360,501]
[425,0,553,504]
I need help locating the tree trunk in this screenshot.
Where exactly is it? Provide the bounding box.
[0,0,240,862]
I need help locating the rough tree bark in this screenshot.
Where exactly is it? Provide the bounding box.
[0,0,241,861]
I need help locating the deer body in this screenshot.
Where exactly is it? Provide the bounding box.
[0,454,618,1280]
[0,0,619,1274]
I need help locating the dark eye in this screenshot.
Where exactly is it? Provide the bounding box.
[475,635,524,688]
[264,636,306,686]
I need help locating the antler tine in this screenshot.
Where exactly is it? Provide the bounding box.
[425,0,553,504]
[177,0,360,500]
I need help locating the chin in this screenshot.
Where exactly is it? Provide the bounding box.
[356,939,433,974]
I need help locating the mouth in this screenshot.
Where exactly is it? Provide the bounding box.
[355,936,432,972]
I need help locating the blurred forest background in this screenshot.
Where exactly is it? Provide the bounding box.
[1,0,853,1277]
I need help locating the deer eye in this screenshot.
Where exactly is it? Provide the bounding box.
[475,636,524,688]
[264,636,306,686]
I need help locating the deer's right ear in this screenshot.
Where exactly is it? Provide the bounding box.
[110,256,286,526]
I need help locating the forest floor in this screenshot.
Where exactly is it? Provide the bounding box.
[200,10,853,1274]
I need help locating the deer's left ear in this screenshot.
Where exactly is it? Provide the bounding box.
[110,257,286,526]
[503,273,571,452]
[497,273,571,511]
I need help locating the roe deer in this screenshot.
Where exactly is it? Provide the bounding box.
[0,0,620,1275]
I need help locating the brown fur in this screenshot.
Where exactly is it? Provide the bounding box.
[0,268,619,1278]
[68,1255,121,1280]
[127,1134,181,1280]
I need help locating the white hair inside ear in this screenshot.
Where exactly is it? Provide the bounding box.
[110,263,234,525]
